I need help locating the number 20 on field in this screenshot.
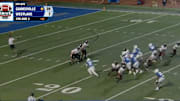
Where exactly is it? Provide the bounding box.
[33,83,82,94]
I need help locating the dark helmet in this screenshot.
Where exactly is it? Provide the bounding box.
[123,48,127,51]
[85,40,88,44]
[77,47,80,50]
[79,43,82,47]
[31,93,34,96]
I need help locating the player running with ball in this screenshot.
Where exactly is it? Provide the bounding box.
[154,69,165,91]
[86,58,99,77]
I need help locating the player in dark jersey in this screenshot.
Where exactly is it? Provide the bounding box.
[171,42,180,57]
[116,63,126,83]
[80,40,89,60]
[108,61,120,76]
[70,47,81,64]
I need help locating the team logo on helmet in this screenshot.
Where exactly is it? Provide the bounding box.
[0,2,14,21]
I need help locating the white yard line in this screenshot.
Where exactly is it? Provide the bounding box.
[107,9,180,16]
[105,64,180,101]
[0,10,102,35]
[0,19,178,88]
[0,13,132,49]
[0,15,165,65]
[36,41,178,99]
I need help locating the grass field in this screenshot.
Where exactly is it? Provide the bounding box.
[0,9,180,101]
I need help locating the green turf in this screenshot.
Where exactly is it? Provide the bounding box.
[0,10,180,101]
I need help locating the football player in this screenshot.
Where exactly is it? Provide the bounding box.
[70,47,81,64]
[86,58,99,77]
[81,40,89,60]
[154,69,165,91]
[28,93,36,101]
[132,45,143,61]
[149,43,156,52]
[108,61,120,76]
[123,54,132,74]
[116,63,126,82]
[171,42,180,57]
[144,51,158,70]
[158,44,167,60]
[131,57,143,76]
[8,32,17,57]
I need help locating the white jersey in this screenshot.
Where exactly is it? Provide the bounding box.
[118,67,125,74]
[159,45,167,52]
[71,48,80,54]
[112,63,120,69]
[8,37,15,45]
[81,43,88,50]
[173,44,179,50]
[27,96,36,101]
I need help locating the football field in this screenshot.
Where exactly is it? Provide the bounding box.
[0,10,180,101]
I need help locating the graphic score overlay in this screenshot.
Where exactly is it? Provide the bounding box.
[0,2,54,21]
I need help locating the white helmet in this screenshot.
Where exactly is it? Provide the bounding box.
[86,58,91,62]
[149,43,153,47]
[154,69,159,73]
[134,45,138,49]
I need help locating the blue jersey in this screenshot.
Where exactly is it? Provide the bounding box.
[131,57,137,64]
[86,60,94,68]
[156,72,164,78]
[133,48,140,57]
[124,57,131,63]
[149,45,156,51]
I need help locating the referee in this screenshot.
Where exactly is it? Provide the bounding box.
[8,32,17,57]
[27,93,36,101]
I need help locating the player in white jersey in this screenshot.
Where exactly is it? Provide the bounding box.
[8,32,17,57]
[121,48,129,57]
[171,42,180,57]
[108,61,120,76]
[80,40,89,60]
[86,58,99,77]
[27,93,36,101]
[154,69,165,90]
[70,47,81,64]
[116,63,126,82]
[144,51,158,70]
[158,44,167,60]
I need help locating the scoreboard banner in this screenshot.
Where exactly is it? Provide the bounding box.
[0,2,53,21]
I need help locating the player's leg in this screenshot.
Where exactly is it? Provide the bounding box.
[87,68,93,75]
[126,63,132,74]
[91,67,99,77]
[171,49,176,57]
[10,45,17,57]
[108,68,115,76]
[70,54,75,64]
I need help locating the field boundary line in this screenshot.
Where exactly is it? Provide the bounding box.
[0,13,132,48]
[107,9,180,16]
[0,15,165,65]
[0,10,101,35]
[0,18,178,88]
[37,41,178,99]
